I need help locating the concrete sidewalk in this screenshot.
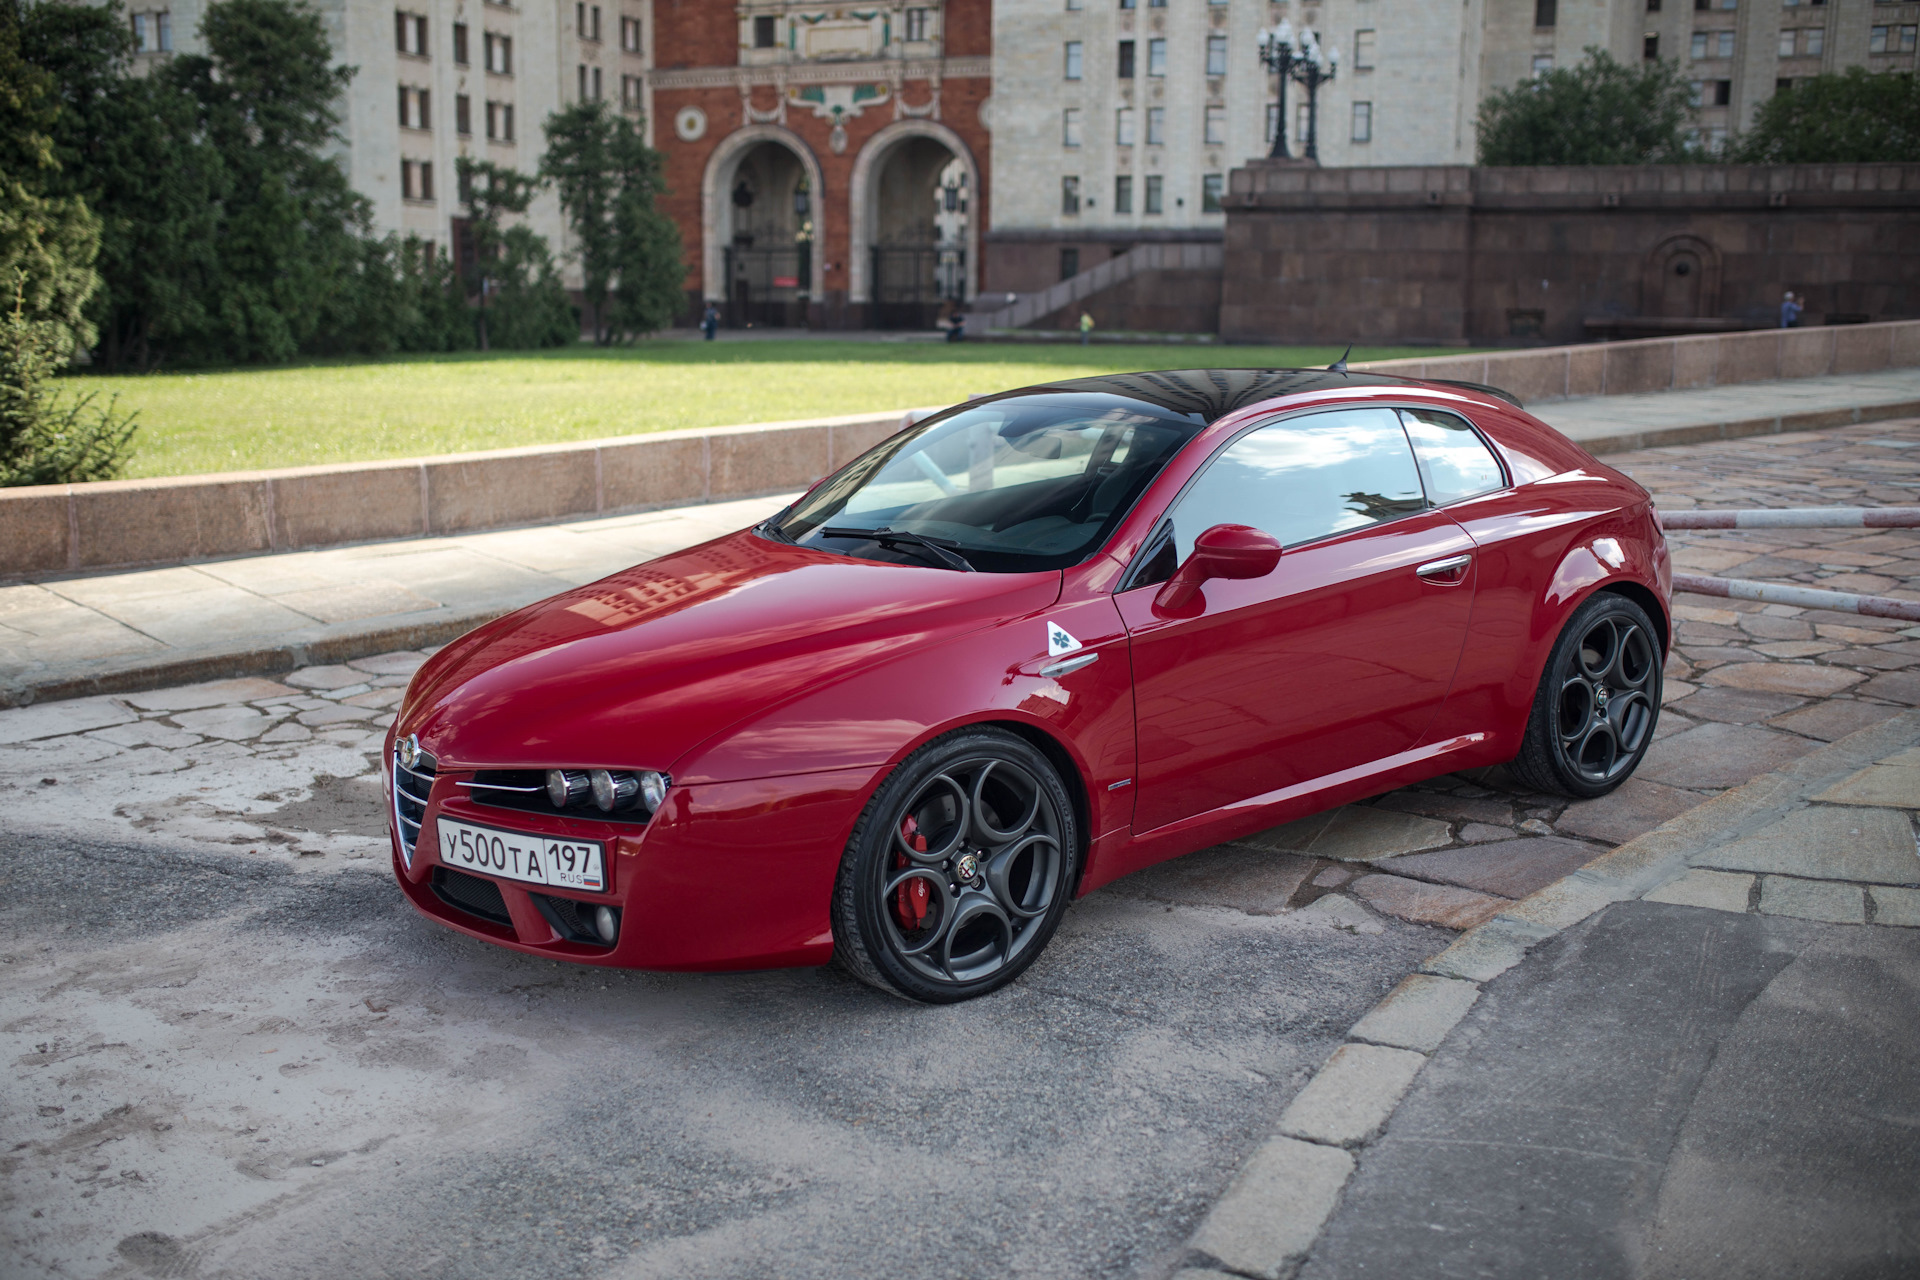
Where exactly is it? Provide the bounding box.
[1183,710,1920,1280]
[4,369,1919,708]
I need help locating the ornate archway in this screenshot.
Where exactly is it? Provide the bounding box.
[847,120,981,315]
[700,125,827,310]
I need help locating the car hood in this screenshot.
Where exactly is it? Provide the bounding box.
[403,530,1062,775]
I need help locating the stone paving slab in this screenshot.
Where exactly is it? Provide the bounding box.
[1695,805,1920,885]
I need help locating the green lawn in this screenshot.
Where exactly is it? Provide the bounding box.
[67,339,1451,479]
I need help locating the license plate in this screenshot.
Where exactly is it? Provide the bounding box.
[435,817,606,893]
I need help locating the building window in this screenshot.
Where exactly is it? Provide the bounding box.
[453,22,469,63]
[401,160,434,201]
[485,33,512,74]
[1144,174,1163,214]
[486,100,515,140]
[395,11,428,56]
[1718,30,1736,56]
[1647,0,1660,9]
[1535,0,1556,26]
[1803,27,1823,54]
[906,8,930,41]
[579,64,587,98]
[1149,0,1166,8]
[1065,40,1083,78]
[1694,0,1737,9]
[1146,106,1165,144]
[1116,106,1135,145]
[131,10,172,52]
[1712,77,1732,103]
[1201,173,1223,213]
[1119,0,1133,8]
[1645,31,1659,59]
[1266,102,1279,142]
[593,65,603,98]
[1353,29,1375,69]
[1061,175,1081,215]
[456,93,472,135]
[1063,107,1083,145]
[1060,248,1079,279]
[1206,34,1227,76]
[1203,104,1224,144]
[398,86,431,129]
[1351,100,1372,142]
[1691,31,1707,57]
[1870,25,1890,52]
[591,4,601,40]
[1295,101,1310,142]
[622,74,642,108]
[1532,54,1554,76]
[1115,174,1133,213]
[621,16,641,52]
[1118,39,1135,77]
[1148,38,1166,76]
[753,14,777,47]
[1775,77,1792,93]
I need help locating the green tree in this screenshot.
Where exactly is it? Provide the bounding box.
[0,0,102,352]
[540,101,683,343]
[1,276,136,486]
[455,157,573,349]
[1477,48,1695,166]
[19,0,221,369]
[167,0,370,362]
[1734,69,1920,163]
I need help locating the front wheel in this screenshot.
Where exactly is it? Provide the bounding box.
[831,728,1078,1003]
[1509,592,1663,799]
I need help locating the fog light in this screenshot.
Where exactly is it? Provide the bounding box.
[546,769,589,808]
[590,769,640,812]
[638,770,668,812]
[594,905,619,944]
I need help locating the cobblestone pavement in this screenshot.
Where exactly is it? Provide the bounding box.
[3,420,1917,1278]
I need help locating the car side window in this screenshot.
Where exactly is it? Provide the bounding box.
[1399,408,1506,506]
[1155,407,1428,570]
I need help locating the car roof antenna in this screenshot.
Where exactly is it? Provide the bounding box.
[1328,344,1353,373]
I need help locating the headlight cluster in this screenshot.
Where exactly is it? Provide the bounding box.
[546,768,668,814]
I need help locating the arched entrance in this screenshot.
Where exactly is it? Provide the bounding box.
[701,126,825,327]
[1642,234,1722,320]
[849,121,979,330]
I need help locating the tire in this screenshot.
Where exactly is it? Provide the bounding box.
[831,728,1078,1003]
[1508,592,1664,799]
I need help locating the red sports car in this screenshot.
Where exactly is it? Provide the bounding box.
[386,370,1669,1002]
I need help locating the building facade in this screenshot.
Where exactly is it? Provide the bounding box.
[645,0,993,328]
[984,0,1920,298]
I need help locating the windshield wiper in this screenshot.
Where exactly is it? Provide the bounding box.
[819,526,976,572]
[755,517,794,544]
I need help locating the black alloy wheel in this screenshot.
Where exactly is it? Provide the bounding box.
[1510,592,1664,799]
[831,729,1077,1003]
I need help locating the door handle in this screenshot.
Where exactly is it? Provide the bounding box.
[1415,553,1472,581]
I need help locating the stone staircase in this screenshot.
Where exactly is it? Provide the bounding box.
[970,241,1225,331]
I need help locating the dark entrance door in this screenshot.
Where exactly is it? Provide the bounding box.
[723,245,810,327]
[870,244,955,330]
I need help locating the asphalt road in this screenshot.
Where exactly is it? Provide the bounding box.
[0,819,1446,1280]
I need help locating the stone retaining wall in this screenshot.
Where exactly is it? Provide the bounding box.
[3,319,1915,577]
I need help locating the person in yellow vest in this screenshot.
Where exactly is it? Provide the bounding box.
[1078,311,1095,345]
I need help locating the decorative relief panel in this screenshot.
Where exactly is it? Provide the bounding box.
[735,2,944,67]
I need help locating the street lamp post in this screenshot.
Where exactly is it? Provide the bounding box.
[1257,20,1299,160]
[1259,22,1339,163]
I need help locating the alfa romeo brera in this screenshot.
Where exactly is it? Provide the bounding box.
[386,369,1670,1002]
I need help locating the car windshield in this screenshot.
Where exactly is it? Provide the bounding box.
[770,392,1205,572]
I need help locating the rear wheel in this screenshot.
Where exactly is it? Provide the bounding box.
[831,729,1077,1003]
[1509,592,1663,799]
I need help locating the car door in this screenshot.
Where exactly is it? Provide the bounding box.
[1116,405,1480,835]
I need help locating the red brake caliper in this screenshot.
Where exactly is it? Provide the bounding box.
[895,816,931,930]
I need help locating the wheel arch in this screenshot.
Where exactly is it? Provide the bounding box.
[1596,578,1670,656]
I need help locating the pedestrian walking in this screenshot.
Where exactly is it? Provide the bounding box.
[1779,290,1802,329]
[701,302,720,341]
[1078,311,1095,345]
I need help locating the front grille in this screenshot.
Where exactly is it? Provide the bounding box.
[461,769,653,825]
[532,893,617,947]
[392,748,437,867]
[432,867,513,926]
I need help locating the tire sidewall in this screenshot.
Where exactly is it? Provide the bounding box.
[837,729,1079,1004]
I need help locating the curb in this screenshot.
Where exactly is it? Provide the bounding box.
[0,606,509,709]
[1178,707,1920,1280]
[1561,396,1920,457]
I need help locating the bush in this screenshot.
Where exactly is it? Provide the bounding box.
[1,284,136,485]
[1734,69,1920,163]
[1477,49,1695,166]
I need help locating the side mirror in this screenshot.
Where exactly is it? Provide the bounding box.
[1154,523,1282,612]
